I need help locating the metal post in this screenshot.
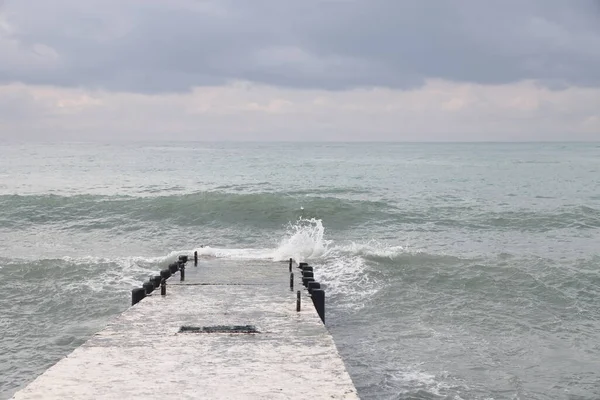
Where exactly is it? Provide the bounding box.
[308,281,321,294]
[169,262,178,274]
[143,281,154,295]
[161,279,166,296]
[289,258,292,272]
[302,277,314,288]
[312,289,325,323]
[290,273,294,291]
[160,269,171,280]
[194,251,198,267]
[302,271,314,279]
[180,264,185,281]
[296,290,301,312]
[132,288,145,306]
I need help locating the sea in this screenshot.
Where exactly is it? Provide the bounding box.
[1,142,599,399]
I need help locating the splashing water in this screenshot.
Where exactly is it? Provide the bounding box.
[167,218,418,308]
[273,217,331,261]
[185,218,331,263]
[143,218,422,310]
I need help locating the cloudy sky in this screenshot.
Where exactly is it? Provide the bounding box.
[1,0,600,141]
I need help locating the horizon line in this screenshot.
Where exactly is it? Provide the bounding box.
[1,139,600,145]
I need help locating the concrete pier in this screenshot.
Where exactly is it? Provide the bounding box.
[12,258,358,399]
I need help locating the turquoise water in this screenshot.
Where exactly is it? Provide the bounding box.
[1,142,599,399]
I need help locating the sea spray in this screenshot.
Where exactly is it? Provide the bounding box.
[185,218,331,262]
[272,217,331,261]
[149,219,424,308]
[180,218,408,308]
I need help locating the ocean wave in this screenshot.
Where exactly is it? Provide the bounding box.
[0,192,398,230]
[0,218,401,310]
[2,192,598,234]
[469,207,600,230]
[2,216,598,318]
[424,205,600,232]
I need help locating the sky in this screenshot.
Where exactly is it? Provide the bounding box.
[1,0,600,141]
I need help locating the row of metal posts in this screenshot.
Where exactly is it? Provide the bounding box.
[290,258,325,323]
[131,252,325,324]
[131,254,194,305]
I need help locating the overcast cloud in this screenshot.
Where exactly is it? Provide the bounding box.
[1,0,599,141]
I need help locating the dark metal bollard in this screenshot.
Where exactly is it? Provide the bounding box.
[143,281,154,295]
[179,255,188,263]
[152,275,161,289]
[308,281,321,294]
[161,269,171,280]
[194,251,198,267]
[301,265,313,273]
[180,264,185,281]
[298,262,308,270]
[289,258,293,272]
[302,277,315,288]
[302,271,314,279]
[312,289,325,323]
[296,291,301,312]
[290,273,294,291]
[169,262,178,274]
[161,279,166,296]
[132,288,145,306]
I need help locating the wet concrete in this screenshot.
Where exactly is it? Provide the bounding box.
[12,258,359,399]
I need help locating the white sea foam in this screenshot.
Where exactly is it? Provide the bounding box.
[390,368,467,398]
[337,240,414,259]
[168,218,332,262]
[50,219,415,308]
[160,218,418,308]
[182,218,413,263]
[272,217,331,261]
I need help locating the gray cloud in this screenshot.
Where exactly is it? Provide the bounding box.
[1,0,600,93]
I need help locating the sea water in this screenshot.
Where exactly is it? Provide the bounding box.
[1,142,599,399]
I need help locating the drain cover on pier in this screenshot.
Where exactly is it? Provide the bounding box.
[179,325,259,334]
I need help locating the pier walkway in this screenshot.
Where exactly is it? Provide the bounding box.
[12,257,359,399]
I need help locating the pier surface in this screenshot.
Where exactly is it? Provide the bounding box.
[12,259,358,399]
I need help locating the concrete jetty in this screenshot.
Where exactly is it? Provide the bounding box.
[12,257,359,399]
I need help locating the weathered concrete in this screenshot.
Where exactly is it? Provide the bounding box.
[12,259,359,399]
